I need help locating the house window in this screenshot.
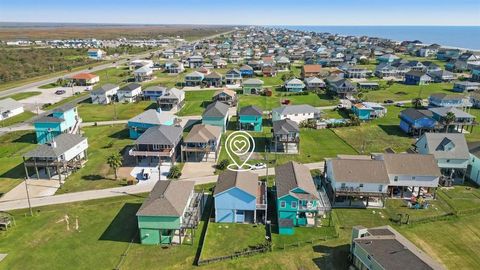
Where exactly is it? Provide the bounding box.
[291,201,297,208]
[341,183,346,188]
[394,176,398,182]
[412,176,416,180]
[378,185,383,192]
[367,255,371,260]
[359,184,364,188]
[280,201,286,208]
[446,159,450,163]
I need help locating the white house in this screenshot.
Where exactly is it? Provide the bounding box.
[90,84,119,104]
[272,105,321,124]
[134,66,154,82]
[130,59,154,69]
[117,83,142,103]
[0,98,24,121]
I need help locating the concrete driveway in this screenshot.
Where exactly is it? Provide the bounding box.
[129,164,172,182]
[20,86,88,112]
[0,180,60,202]
[180,161,217,179]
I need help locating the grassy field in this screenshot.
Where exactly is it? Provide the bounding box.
[177,90,216,116]
[56,125,132,194]
[78,101,156,122]
[363,82,454,102]
[238,90,338,111]
[333,105,415,153]
[0,111,35,127]
[383,198,452,221]
[201,223,266,259]
[0,131,37,195]
[437,183,480,213]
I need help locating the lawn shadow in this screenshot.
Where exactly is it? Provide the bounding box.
[13,132,36,144]
[108,128,130,139]
[144,102,158,111]
[200,101,212,108]
[311,244,350,270]
[378,125,410,138]
[0,163,26,179]
[82,174,104,181]
[193,195,213,265]
[183,119,201,132]
[99,202,142,243]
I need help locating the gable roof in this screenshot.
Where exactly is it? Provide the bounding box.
[272,119,299,135]
[242,78,264,85]
[239,105,263,116]
[420,133,469,160]
[92,83,118,94]
[429,107,474,119]
[272,104,319,115]
[135,125,182,146]
[203,101,229,118]
[275,161,319,200]
[400,108,434,121]
[213,88,237,98]
[302,64,321,73]
[382,153,441,176]
[71,73,98,80]
[119,83,142,92]
[136,180,195,217]
[330,158,389,184]
[25,134,86,158]
[184,124,222,143]
[214,170,258,197]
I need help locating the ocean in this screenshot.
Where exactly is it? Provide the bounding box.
[278,26,480,51]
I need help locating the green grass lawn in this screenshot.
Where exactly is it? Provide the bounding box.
[201,223,266,259]
[238,90,338,111]
[363,82,454,103]
[0,111,36,127]
[0,131,37,195]
[92,66,133,87]
[383,198,452,221]
[78,101,156,122]
[437,184,480,213]
[1,91,42,101]
[176,90,216,116]
[332,105,415,153]
[56,125,132,194]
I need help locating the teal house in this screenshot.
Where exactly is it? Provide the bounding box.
[467,142,480,186]
[242,78,264,95]
[137,180,199,245]
[238,105,263,132]
[33,104,82,144]
[202,101,230,132]
[351,102,387,121]
[275,161,321,235]
[128,109,175,139]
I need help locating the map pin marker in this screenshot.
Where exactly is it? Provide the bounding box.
[225,131,255,171]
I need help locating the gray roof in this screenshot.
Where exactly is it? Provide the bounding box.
[25,134,86,158]
[0,98,23,112]
[143,85,167,92]
[329,158,390,184]
[420,133,469,160]
[429,107,474,119]
[158,88,184,100]
[272,119,299,135]
[242,78,264,85]
[184,124,221,143]
[128,109,175,125]
[353,226,445,270]
[275,161,319,200]
[401,108,434,121]
[204,71,223,79]
[239,105,263,116]
[429,93,464,101]
[119,83,142,92]
[51,103,76,113]
[214,170,258,197]
[382,154,441,177]
[272,104,319,115]
[92,83,118,94]
[135,125,182,146]
[34,116,64,124]
[203,101,229,118]
[136,180,195,217]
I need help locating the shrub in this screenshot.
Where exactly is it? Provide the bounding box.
[217,159,230,170]
[168,165,182,179]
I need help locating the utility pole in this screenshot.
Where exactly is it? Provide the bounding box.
[24,177,33,216]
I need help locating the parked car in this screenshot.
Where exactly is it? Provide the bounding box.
[55,90,66,95]
[251,163,267,170]
[384,99,394,104]
[85,86,93,91]
[396,102,405,107]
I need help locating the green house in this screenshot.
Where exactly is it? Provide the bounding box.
[242,78,264,95]
[275,161,321,235]
[137,180,197,245]
[202,101,230,131]
[238,105,263,132]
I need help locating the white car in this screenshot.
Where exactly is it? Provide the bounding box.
[251,163,267,170]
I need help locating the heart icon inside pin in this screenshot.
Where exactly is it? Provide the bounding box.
[233,140,247,152]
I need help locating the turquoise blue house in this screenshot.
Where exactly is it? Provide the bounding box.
[128,109,175,139]
[284,78,305,92]
[467,142,480,186]
[34,104,81,144]
[202,101,230,132]
[238,105,262,132]
[275,161,321,235]
[213,170,266,224]
[352,102,387,121]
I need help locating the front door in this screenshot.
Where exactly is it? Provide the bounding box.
[235,210,244,223]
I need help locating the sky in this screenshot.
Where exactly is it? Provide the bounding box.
[0,0,479,26]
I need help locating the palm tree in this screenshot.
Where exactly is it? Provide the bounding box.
[412,98,423,108]
[107,154,123,180]
[444,112,456,133]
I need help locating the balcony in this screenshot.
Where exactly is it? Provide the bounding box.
[129,148,173,157]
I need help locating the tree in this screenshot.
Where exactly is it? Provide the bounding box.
[107,154,123,180]
[217,159,230,170]
[167,165,182,179]
[444,112,456,133]
[412,97,423,108]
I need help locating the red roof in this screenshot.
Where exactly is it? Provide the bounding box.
[302,65,322,73]
[71,73,98,80]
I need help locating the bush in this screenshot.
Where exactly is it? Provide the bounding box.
[217,159,230,170]
[168,165,182,179]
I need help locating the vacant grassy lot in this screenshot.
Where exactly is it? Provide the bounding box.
[201,223,266,259]
[383,198,452,221]
[437,184,480,213]
[0,111,35,127]
[363,82,454,102]
[78,101,156,122]
[333,105,415,153]
[0,131,37,195]
[177,90,216,116]
[56,125,132,194]
[1,91,41,101]
[239,90,337,111]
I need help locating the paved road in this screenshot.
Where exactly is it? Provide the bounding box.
[0,162,324,211]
